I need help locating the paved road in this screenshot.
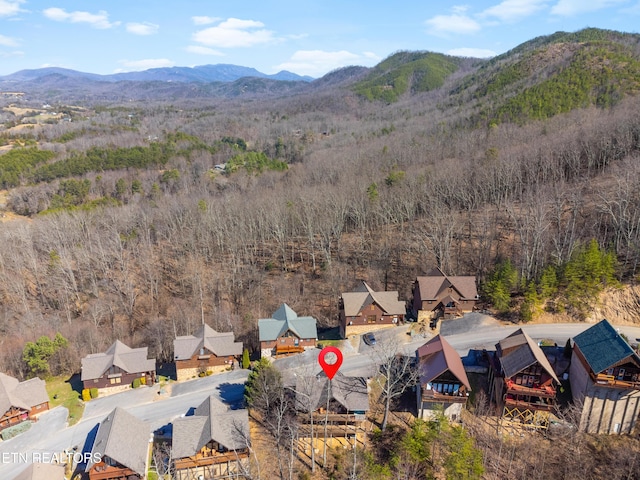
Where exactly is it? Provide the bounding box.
[1,317,639,478]
[0,370,249,479]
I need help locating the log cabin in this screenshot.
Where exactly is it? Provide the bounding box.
[172,396,250,480]
[489,329,559,431]
[570,319,640,434]
[339,281,405,338]
[81,340,156,395]
[0,373,49,433]
[416,335,471,421]
[411,267,478,324]
[174,324,243,381]
[258,304,317,358]
[85,407,149,480]
[293,371,369,440]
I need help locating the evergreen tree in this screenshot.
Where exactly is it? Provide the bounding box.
[562,239,617,316]
[22,332,69,378]
[483,259,518,313]
[242,348,250,369]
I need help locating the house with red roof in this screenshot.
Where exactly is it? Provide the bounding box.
[416,335,471,420]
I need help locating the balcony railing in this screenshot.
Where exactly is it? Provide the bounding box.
[173,450,250,469]
[592,373,640,389]
[421,387,469,403]
[505,379,556,399]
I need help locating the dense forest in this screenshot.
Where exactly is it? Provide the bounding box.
[0,30,640,376]
[1,28,640,379]
[4,26,640,480]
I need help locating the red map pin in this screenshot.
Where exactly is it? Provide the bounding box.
[318,346,343,380]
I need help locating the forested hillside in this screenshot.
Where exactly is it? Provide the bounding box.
[1,28,640,380]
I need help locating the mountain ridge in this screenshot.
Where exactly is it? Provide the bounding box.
[0,63,315,84]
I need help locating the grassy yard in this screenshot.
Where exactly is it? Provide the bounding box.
[45,374,85,426]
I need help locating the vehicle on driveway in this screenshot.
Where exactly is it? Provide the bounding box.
[362,332,376,346]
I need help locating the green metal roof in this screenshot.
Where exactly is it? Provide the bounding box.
[573,319,640,374]
[258,303,318,342]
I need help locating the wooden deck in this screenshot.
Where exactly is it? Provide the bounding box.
[592,373,640,389]
[505,379,556,399]
[173,450,250,469]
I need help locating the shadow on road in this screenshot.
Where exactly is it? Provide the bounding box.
[216,382,245,409]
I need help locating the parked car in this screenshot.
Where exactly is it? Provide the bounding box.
[362,332,376,346]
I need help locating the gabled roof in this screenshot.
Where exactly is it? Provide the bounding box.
[416,335,471,390]
[295,372,369,413]
[174,324,243,360]
[573,319,640,374]
[172,395,249,459]
[12,463,65,480]
[415,267,478,300]
[341,281,405,317]
[81,340,155,381]
[258,304,318,342]
[496,329,559,383]
[0,373,48,414]
[86,407,149,476]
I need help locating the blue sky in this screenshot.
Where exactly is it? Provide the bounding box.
[0,0,639,78]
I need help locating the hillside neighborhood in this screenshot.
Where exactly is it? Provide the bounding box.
[4,24,640,480]
[1,269,639,479]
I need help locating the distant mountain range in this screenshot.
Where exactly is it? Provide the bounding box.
[0,64,315,84]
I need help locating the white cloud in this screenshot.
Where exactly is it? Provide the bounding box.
[0,0,24,17]
[126,22,159,35]
[447,47,497,58]
[0,33,18,46]
[481,0,549,22]
[0,49,22,58]
[118,58,174,71]
[425,14,481,36]
[273,50,381,77]
[192,18,276,48]
[192,15,219,25]
[43,7,119,29]
[551,0,628,15]
[186,45,224,56]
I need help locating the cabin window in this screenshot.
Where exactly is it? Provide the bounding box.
[367,315,377,324]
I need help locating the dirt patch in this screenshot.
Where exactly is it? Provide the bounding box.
[588,285,640,325]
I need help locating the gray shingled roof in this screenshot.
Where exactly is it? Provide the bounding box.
[573,319,640,374]
[341,281,405,317]
[86,407,149,476]
[0,373,48,415]
[81,340,155,381]
[496,329,559,383]
[415,267,478,301]
[417,335,471,390]
[11,463,65,480]
[174,324,243,360]
[172,395,249,459]
[258,303,318,342]
[295,372,370,413]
